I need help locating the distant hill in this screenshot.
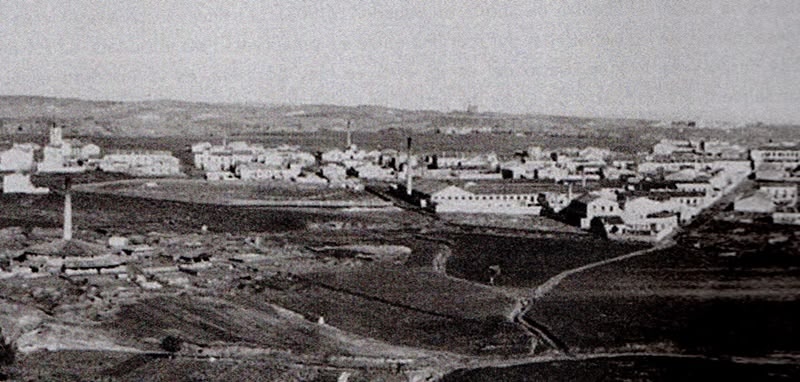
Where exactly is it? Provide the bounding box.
[0,96,795,148]
[0,95,657,137]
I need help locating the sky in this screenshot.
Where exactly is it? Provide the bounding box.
[2,1,799,123]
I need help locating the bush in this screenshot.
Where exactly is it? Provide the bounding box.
[0,330,14,367]
[160,335,183,353]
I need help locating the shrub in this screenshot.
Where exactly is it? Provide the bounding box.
[160,335,183,353]
[0,330,14,367]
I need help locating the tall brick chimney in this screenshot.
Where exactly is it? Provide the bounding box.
[63,177,72,241]
[406,137,413,196]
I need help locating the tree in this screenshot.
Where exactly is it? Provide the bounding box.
[0,329,16,381]
[160,335,183,354]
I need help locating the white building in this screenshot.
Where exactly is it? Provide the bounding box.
[751,143,800,167]
[429,184,543,215]
[353,163,396,180]
[773,209,800,225]
[2,173,49,194]
[100,150,182,176]
[36,125,95,173]
[191,142,212,153]
[652,139,695,156]
[79,143,101,159]
[0,144,35,172]
[205,171,236,181]
[734,191,776,213]
[597,197,680,241]
[759,183,798,206]
[571,194,622,229]
[237,163,302,181]
[320,163,348,182]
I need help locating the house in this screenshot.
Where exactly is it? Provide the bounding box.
[700,140,747,159]
[664,168,706,181]
[353,163,395,180]
[100,150,182,176]
[755,163,792,181]
[734,192,776,213]
[191,142,212,153]
[37,125,87,173]
[320,163,348,183]
[429,183,543,215]
[620,211,679,242]
[652,139,695,156]
[237,162,302,181]
[79,143,101,159]
[773,208,800,225]
[620,197,670,222]
[759,183,798,206]
[430,152,499,170]
[196,151,235,171]
[0,144,35,172]
[206,171,236,181]
[121,244,155,257]
[3,173,49,194]
[751,143,800,166]
[587,196,680,242]
[561,193,622,229]
[63,255,128,276]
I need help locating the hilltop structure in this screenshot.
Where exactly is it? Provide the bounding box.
[37,123,101,173]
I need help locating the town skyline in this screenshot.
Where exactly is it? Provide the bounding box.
[3,1,800,124]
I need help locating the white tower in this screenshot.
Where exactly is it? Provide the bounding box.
[50,123,63,147]
[346,120,352,148]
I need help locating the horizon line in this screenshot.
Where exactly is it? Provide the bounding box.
[0,93,796,127]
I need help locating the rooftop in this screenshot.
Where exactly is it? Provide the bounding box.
[755,143,800,151]
[624,190,706,200]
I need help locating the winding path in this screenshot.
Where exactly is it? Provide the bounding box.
[531,239,675,300]
[507,238,677,355]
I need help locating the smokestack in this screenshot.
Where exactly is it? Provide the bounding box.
[406,137,413,196]
[567,182,573,201]
[346,120,352,147]
[63,177,72,241]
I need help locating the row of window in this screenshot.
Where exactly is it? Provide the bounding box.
[761,151,800,158]
[433,194,534,201]
[764,190,798,199]
[590,204,616,212]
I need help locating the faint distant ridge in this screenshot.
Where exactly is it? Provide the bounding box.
[0,95,792,138]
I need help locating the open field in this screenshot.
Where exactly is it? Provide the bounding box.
[237,282,529,356]
[305,265,515,321]
[0,190,427,235]
[444,233,646,287]
[13,350,377,382]
[524,241,800,356]
[77,179,392,208]
[442,354,800,381]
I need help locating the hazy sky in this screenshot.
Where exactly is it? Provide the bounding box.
[2,1,799,123]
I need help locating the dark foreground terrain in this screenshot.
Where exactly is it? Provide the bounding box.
[442,355,800,382]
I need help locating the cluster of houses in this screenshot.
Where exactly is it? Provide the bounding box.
[1,124,184,193]
[3,123,797,237]
[193,140,320,182]
[192,133,417,187]
[402,138,759,242]
[732,143,800,225]
[99,150,182,177]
